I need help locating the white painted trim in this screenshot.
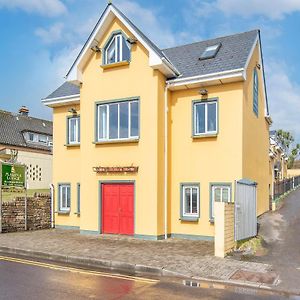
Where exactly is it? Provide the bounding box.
[167,69,244,88]
[42,94,80,102]
[243,34,259,80]
[42,96,80,108]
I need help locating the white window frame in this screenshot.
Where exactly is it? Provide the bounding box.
[97,100,139,142]
[104,34,129,65]
[211,185,231,219]
[59,184,71,212]
[68,117,80,144]
[182,185,200,218]
[193,100,218,136]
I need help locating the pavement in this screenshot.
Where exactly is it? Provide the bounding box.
[0,254,295,300]
[0,228,273,289]
[252,187,300,294]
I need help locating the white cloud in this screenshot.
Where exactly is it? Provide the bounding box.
[0,0,66,16]
[35,23,64,44]
[267,61,300,140]
[194,0,300,20]
[117,0,178,48]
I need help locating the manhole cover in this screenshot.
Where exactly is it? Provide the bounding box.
[230,270,278,285]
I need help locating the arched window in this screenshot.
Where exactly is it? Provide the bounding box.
[253,68,259,116]
[104,32,130,65]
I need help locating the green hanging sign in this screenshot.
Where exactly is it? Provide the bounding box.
[1,163,26,188]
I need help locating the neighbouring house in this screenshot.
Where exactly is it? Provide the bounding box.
[269,130,288,203]
[269,130,288,180]
[42,3,271,240]
[288,160,300,177]
[0,107,53,190]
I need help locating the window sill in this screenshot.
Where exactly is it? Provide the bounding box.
[65,143,80,147]
[101,60,130,69]
[180,216,199,222]
[192,133,218,139]
[56,211,70,215]
[93,138,139,145]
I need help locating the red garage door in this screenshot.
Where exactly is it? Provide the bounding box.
[102,183,134,235]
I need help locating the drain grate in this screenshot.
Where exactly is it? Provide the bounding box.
[230,269,278,285]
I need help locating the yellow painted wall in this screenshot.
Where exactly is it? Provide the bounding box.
[242,44,270,216]
[77,17,165,236]
[169,83,244,238]
[52,104,81,228]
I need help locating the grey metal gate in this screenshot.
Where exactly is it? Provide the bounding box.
[235,179,257,241]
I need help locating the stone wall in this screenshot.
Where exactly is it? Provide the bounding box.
[1,196,51,233]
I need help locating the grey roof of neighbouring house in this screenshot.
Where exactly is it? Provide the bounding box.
[0,110,53,152]
[44,3,259,101]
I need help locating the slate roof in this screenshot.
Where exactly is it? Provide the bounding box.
[44,4,259,100]
[44,82,79,100]
[163,30,258,79]
[0,110,53,152]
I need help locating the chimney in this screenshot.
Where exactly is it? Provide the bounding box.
[19,106,29,116]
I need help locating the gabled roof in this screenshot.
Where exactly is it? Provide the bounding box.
[0,110,52,152]
[163,30,258,80]
[43,3,268,115]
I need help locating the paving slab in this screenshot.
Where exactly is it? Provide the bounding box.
[0,229,272,288]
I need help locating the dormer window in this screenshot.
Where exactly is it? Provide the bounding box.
[104,32,131,65]
[200,43,221,60]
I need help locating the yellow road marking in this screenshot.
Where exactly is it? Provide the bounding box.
[0,255,158,284]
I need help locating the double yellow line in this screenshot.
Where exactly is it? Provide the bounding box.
[0,255,158,284]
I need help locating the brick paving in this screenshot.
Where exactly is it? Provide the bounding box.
[0,229,271,281]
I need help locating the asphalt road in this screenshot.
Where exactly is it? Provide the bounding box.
[0,255,298,300]
[257,188,300,293]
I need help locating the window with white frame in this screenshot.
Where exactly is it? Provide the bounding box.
[181,185,200,218]
[104,33,130,65]
[59,184,71,211]
[68,117,80,144]
[97,100,139,141]
[210,185,231,220]
[194,100,218,136]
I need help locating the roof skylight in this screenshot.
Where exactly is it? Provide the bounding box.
[200,43,221,60]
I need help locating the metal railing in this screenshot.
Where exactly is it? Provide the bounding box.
[274,176,300,200]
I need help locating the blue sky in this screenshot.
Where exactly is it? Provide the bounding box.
[0,0,300,140]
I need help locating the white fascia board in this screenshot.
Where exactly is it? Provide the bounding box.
[243,34,259,80]
[167,68,245,88]
[66,5,177,82]
[42,95,80,108]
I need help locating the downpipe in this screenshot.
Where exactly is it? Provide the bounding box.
[50,184,55,228]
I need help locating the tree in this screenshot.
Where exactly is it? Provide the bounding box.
[275,130,300,168]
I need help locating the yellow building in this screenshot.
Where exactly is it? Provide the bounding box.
[42,3,271,240]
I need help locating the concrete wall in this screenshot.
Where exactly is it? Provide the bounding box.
[18,150,52,190]
[214,202,235,257]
